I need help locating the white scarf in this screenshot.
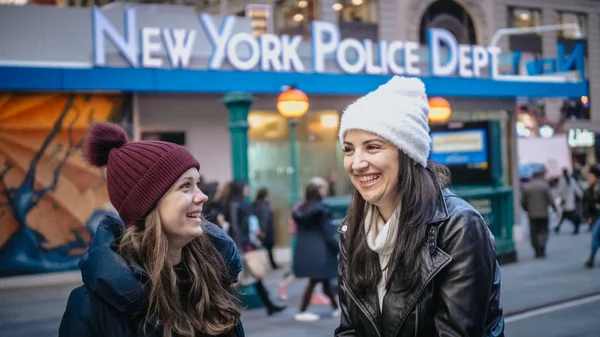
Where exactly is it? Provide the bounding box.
[364,204,399,310]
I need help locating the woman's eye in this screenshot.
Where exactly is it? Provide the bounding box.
[367,145,379,150]
[182,182,190,189]
[343,147,353,153]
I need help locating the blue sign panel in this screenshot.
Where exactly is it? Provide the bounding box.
[430,128,488,168]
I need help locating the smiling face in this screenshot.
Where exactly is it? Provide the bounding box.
[343,130,400,212]
[157,167,208,250]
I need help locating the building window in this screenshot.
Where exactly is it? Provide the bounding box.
[420,0,476,45]
[557,11,586,38]
[508,7,542,30]
[275,0,319,38]
[245,4,275,37]
[335,0,378,24]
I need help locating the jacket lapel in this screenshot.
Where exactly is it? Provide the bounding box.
[380,188,452,337]
[380,245,452,337]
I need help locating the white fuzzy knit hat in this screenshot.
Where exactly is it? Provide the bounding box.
[338,76,431,167]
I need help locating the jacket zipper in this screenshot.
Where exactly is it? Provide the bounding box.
[394,255,452,337]
[344,283,382,337]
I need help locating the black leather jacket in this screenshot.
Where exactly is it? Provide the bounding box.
[335,189,504,337]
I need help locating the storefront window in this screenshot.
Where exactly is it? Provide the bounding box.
[508,7,542,30]
[247,110,351,245]
[557,11,586,38]
[335,0,378,24]
[275,0,319,38]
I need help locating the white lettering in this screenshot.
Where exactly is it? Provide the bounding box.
[377,41,389,74]
[471,45,489,78]
[404,41,421,76]
[336,38,366,74]
[311,21,339,73]
[488,46,502,79]
[259,34,282,71]
[227,33,260,70]
[141,27,163,68]
[162,29,196,68]
[92,7,138,67]
[199,14,235,69]
[569,129,595,148]
[428,28,457,77]
[364,40,383,75]
[387,41,404,75]
[458,45,473,78]
[281,35,305,72]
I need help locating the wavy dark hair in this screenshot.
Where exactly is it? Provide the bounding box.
[344,153,450,296]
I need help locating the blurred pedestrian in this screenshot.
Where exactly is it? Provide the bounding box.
[583,166,600,268]
[59,123,243,337]
[278,176,331,303]
[202,181,221,224]
[335,76,504,337]
[327,170,338,197]
[293,183,339,322]
[212,181,232,233]
[554,168,584,234]
[225,180,286,316]
[522,170,557,258]
[252,187,278,269]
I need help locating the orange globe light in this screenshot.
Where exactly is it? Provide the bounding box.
[428,97,451,123]
[277,87,310,119]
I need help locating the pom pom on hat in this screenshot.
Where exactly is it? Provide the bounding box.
[81,122,199,226]
[338,76,431,167]
[83,122,130,167]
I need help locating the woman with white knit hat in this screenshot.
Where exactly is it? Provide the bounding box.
[334,76,504,337]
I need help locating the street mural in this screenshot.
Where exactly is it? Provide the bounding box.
[0,93,131,277]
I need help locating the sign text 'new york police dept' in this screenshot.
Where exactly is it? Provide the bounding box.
[91,7,577,79]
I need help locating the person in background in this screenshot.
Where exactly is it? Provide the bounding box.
[202,181,221,224]
[225,180,286,316]
[278,176,332,303]
[583,166,600,268]
[522,170,557,258]
[554,168,584,234]
[327,170,338,197]
[293,183,340,322]
[253,187,279,270]
[59,123,243,337]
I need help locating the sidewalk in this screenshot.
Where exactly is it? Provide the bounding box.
[502,224,600,314]
[240,228,600,336]
[0,226,598,337]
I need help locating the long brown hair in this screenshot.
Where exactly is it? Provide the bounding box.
[344,152,450,296]
[119,210,241,337]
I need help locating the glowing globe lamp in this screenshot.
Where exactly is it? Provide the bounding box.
[277,87,310,119]
[428,97,451,123]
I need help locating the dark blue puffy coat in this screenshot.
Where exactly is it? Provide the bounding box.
[58,215,244,337]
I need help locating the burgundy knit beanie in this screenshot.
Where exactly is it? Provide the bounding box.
[83,122,200,226]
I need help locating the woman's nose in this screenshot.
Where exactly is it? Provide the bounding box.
[352,153,368,171]
[193,190,208,204]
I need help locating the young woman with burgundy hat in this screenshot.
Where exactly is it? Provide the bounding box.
[59,123,244,337]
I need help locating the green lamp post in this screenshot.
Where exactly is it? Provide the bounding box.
[277,85,310,206]
[222,91,255,183]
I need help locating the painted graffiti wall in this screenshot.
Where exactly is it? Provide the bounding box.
[0,93,131,277]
